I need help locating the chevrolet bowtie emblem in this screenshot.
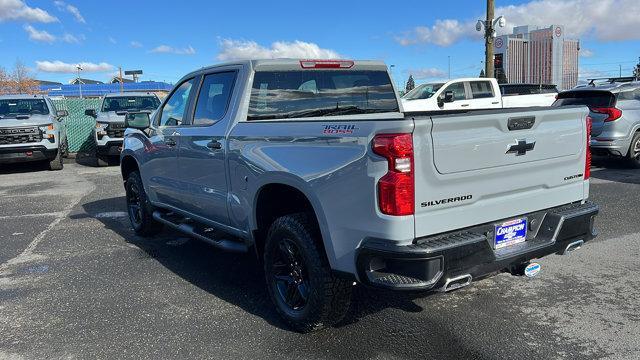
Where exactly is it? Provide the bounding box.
[506,139,535,156]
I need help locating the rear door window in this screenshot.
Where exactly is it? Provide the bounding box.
[553,91,616,108]
[247,70,399,120]
[192,71,237,126]
[469,81,495,99]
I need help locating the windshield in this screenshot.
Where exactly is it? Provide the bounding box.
[403,83,444,100]
[102,96,160,112]
[247,70,399,120]
[0,99,49,118]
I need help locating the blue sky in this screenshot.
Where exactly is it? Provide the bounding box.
[1,0,638,85]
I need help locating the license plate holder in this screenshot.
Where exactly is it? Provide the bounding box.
[494,218,527,249]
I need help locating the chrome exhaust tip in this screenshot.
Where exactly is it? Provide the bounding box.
[562,240,584,255]
[440,274,473,292]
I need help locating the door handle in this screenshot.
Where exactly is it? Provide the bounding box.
[166,138,177,147]
[207,140,222,150]
[461,104,470,107]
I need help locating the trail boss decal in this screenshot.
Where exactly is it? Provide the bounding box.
[421,195,473,208]
[564,174,584,181]
[323,124,358,135]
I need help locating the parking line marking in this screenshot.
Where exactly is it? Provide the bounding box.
[0,212,64,220]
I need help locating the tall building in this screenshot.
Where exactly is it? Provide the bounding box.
[493,25,580,90]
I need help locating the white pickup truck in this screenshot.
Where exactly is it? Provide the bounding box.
[401,78,557,112]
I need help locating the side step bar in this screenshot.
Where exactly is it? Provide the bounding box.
[152,211,249,253]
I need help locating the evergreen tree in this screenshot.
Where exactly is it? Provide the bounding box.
[405,75,415,93]
[479,69,486,78]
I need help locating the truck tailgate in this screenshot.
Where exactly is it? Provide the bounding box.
[411,107,590,239]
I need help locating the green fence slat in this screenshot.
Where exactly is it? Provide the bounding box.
[53,99,101,153]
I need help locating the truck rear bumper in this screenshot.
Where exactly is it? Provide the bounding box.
[0,145,58,164]
[356,201,599,291]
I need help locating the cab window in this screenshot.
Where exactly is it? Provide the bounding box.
[192,72,237,126]
[469,81,495,99]
[158,79,195,127]
[441,82,466,101]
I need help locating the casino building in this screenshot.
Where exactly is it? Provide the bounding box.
[493,25,580,90]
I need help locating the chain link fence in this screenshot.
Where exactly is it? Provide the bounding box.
[53,98,100,153]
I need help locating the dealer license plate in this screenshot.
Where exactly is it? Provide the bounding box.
[494,218,527,249]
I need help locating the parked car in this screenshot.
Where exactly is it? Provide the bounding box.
[401,78,557,112]
[85,92,160,166]
[121,59,598,332]
[554,82,640,167]
[0,95,68,170]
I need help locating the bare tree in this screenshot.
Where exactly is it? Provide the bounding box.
[0,66,10,95]
[10,61,39,94]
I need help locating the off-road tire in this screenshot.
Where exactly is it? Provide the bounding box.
[47,149,63,171]
[125,171,163,236]
[627,131,640,169]
[264,213,352,333]
[96,155,110,167]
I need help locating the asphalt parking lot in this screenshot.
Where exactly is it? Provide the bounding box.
[1,160,639,360]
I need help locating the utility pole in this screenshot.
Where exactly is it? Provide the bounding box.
[485,0,495,78]
[119,66,124,94]
[619,64,622,78]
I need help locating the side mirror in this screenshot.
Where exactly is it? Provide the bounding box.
[56,110,68,118]
[444,91,455,103]
[125,112,150,130]
[85,109,97,118]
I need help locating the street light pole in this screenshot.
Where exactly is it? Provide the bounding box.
[485,0,495,78]
[76,64,83,99]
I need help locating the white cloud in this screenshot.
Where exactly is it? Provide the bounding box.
[397,20,478,47]
[130,40,143,48]
[580,49,594,58]
[53,1,85,23]
[0,0,57,23]
[24,24,83,44]
[397,0,640,47]
[216,39,341,61]
[408,68,448,80]
[62,33,82,44]
[108,36,116,44]
[35,60,114,73]
[150,44,196,55]
[24,24,55,43]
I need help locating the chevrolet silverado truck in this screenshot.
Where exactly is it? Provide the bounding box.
[401,78,557,112]
[0,95,68,170]
[85,92,160,166]
[120,59,599,332]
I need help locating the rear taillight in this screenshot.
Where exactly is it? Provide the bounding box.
[372,134,414,216]
[591,107,622,122]
[585,116,592,180]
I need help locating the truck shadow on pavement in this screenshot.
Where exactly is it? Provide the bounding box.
[591,160,640,185]
[0,161,50,174]
[80,196,434,332]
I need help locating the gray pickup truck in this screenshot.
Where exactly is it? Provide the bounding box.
[85,93,160,166]
[0,95,68,170]
[120,59,599,332]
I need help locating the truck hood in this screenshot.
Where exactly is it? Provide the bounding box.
[401,98,437,112]
[95,111,126,123]
[0,114,54,127]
